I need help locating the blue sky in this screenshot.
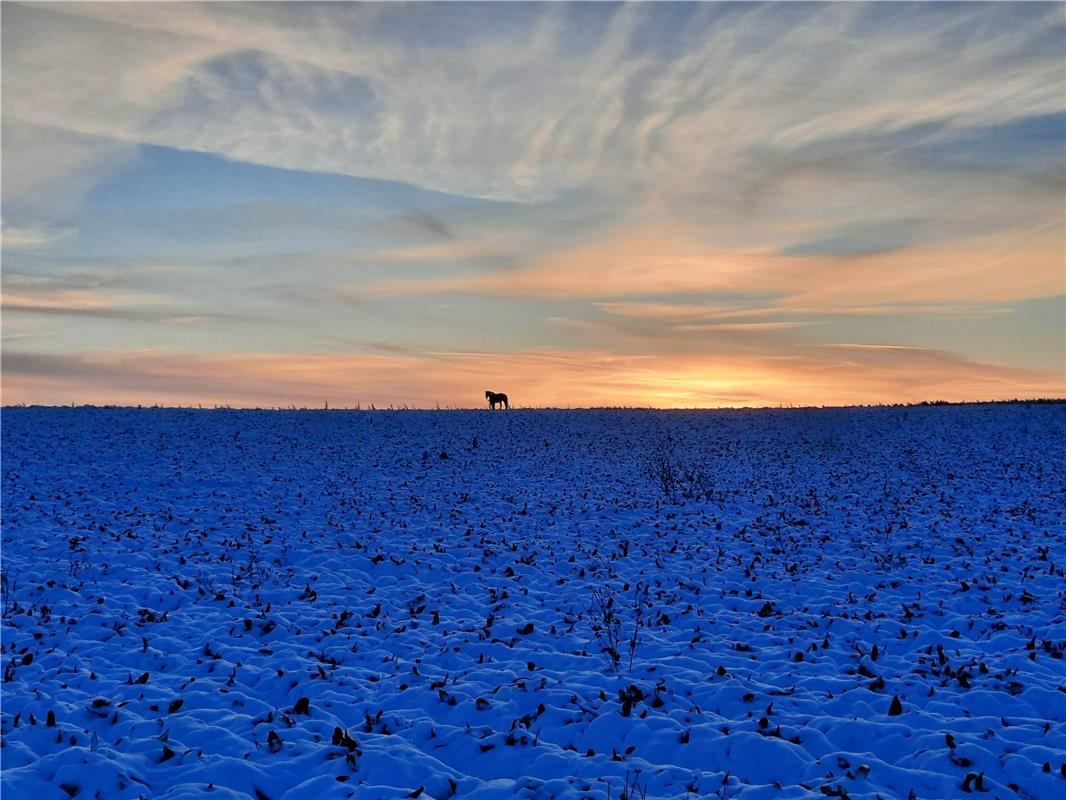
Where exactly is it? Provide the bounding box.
[2,2,1063,407]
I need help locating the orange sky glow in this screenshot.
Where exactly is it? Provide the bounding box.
[2,2,1063,407]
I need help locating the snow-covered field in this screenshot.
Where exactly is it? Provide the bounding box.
[2,404,1064,800]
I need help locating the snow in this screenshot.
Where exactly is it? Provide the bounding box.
[2,404,1064,799]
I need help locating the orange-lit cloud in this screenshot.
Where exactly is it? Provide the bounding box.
[1,286,168,316]
[363,217,1064,308]
[0,274,218,325]
[780,219,1066,309]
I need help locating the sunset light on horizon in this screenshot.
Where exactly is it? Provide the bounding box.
[2,1,1064,408]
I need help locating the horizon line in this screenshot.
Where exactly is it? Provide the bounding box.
[3,397,1064,413]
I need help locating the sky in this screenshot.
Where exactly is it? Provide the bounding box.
[2,1,1064,408]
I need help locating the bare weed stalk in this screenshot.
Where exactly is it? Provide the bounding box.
[589,582,652,675]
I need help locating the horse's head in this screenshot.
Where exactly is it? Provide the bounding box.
[485,390,492,399]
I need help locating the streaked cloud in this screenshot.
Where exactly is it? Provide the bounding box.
[361,218,1063,307]
[5,2,1062,208]
[1,220,73,250]
[0,272,247,326]
[674,322,819,333]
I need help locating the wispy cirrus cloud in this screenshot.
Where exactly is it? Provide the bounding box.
[595,301,1014,322]
[0,272,248,325]
[674,322,819,333]
[1,220,73,250]
[360,217,1064,308]
[1,272,165,313]
[5,2,1062,210]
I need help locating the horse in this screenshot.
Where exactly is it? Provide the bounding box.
[485,390,509,410]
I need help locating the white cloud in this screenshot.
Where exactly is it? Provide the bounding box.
[3,1,1061,214]
[0,119,139,213]
[0,219,72,250]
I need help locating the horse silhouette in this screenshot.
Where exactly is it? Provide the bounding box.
[485,390,509,410]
